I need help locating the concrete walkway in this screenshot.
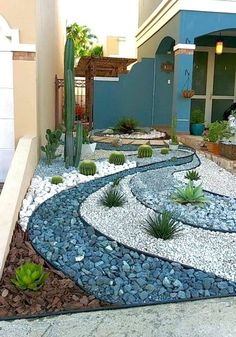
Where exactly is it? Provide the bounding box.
[0,297,236,337]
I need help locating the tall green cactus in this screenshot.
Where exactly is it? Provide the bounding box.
[64,38,83,168]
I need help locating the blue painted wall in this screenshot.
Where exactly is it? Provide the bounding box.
[153,53,174,126]
[93,58,154,129]
[180,11,236,42]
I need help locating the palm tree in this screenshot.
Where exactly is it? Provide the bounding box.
[66,23,103,58]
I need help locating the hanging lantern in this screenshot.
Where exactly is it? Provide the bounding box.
[215,40,223,55]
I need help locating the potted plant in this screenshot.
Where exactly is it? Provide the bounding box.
[182,89,195,99]
[219,112,236,159]
[204,120,231,155]
[190,109,205,136]
[81,129,97,156]
[169,114,179,150]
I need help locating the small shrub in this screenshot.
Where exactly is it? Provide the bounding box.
[11,261,48,291]
[41,129,62,165]
[184,170,200,181]
[160,148,169,155]
[79,160,97,176]
[100,187,126,208]
[145,211,182,240]
[115,117,138,134]
[109,152,126,165]
[112,177,122,187]
[138,144,153,158]
[51,175,64,184]
[171,182,208,206]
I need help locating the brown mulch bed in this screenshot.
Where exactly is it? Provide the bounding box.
[0,224,107,318]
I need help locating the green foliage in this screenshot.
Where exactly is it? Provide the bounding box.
[206,120,232,143]
[171,182,208,206]
[100,187,126,208]
[51,175,64,185]
[184,170,200,181]
[170,156,177,162]
[115,117,138,134]
[82,129,90,144]
[64,37,83,168]
[11,262,48,291]
[145,211,182,240]
[41,129,62,165]
[160,148,169,155]
[191,109,204,124]
[109,152,126,165]
[112,177,122,187]
[138,144,153,158]
[66,23,103,58]
[170,114,179,144]
[79,160,97,176]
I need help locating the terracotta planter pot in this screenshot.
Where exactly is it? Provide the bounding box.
[182,90,195,98]
[206,142,220,155]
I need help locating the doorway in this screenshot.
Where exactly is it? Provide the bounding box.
[191,48,236,124]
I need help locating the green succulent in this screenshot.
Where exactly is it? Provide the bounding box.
[112,177,122,187]
[109,152,126,165]
[51,175,64,184]
[145,211,182,240]
[79,160,97,176]
[100,187,126,208]
[114,117,138,134]
[171,182,208,206]
[160,148,169,155]
[138,145,153,158]
[184,170,200,181]
[11,262,48,291]
[41,128,62,166]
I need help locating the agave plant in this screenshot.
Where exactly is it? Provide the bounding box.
[171,182,208,206]
[11,262,48,291]
[100,187,126,208]
[184,170,200,181]
[145,211,182,240]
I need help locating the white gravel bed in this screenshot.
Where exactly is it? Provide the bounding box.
[174,153,236,198]
[80,175,236,282]
[19,159,136,231]
[103,129,166,139]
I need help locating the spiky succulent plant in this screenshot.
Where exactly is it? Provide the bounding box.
[171,182,208,206]
[51,175,64,184]
[109,152,126,165]
[138,144,153,158]
[184,170,200,181]
[145,211,182,240]
[11,262,48,291]
[79,160,97,176]
[100,187,126,208]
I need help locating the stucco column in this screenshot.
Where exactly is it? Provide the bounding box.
[172,44,195,133]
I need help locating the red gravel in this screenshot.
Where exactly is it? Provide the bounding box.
[0,224,107,318]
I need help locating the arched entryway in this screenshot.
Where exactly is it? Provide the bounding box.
[0,16,15,182]
[153,36,175,127]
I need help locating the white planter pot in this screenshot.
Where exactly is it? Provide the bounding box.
[169,143,179,151]
[81,143,97,156]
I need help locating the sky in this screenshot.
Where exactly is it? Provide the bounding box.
[61,0,139,45]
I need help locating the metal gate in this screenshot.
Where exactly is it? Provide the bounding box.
[55,75,87,128]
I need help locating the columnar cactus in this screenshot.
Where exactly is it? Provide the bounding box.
[64,38,83,168]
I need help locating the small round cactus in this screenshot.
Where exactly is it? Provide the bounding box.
[51,175,64,184]
[79,160,97,176]
[138,144,153,158]
[109,152,126,165]
[160,148,169,155]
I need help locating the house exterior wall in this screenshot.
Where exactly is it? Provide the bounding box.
[36,0,65,145]
[0,0,36,44]
[139,0,163,26]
